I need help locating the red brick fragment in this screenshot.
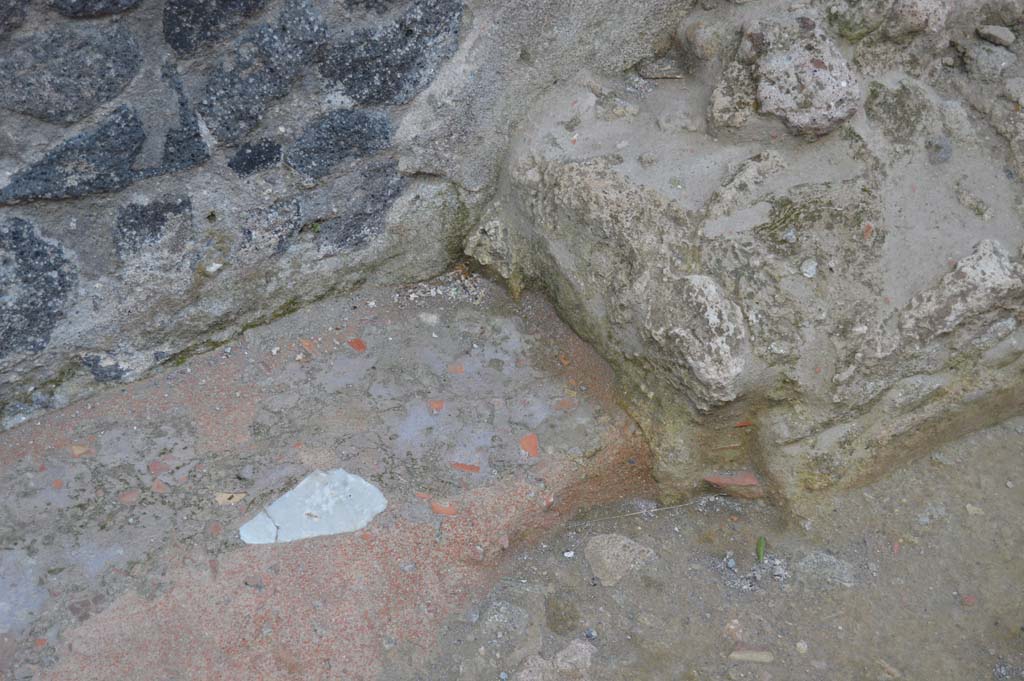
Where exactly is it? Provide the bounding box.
[520,433,539,457]
[448,362,465,375]
[151,480,170,494]
[451,462,481,474]
[703,470,765,499]
[69,444,95,458]
[430,501,458,516]
[554,398,578,411]
[118,488,141,505]
[148,460,171,475]
[52,479,64,490]
[428,400,445,414]
[347,338,367,352]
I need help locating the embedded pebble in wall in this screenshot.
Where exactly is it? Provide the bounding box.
[977,25,1016,47]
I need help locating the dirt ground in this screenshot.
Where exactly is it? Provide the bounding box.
[423,418,1024,681]
[0,272,1021,680]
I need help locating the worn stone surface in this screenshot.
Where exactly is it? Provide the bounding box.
[0,276,649,679]
[584,533,657,587]
[163,0,268,55]
[196,0,327,144]
[0,0,1023,675]
[0,27,141,124]
[0,0,27,37]
[227,138,282,176]
[319,0,462,105]
[114,196,192,256]
[460,0,1024,513]
[50,0,141,17]
[962,42,1017,82]
[0,218,76,359]
[285,109,392,178]
[0,106,145,204]
[743,15,861,136]
[516,640,596,681]
[978,24,1016,47]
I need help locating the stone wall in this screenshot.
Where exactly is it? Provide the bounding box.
[0,0,695,426]
[0,0,463,424]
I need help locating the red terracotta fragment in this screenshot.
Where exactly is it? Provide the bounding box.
[519,433,539,457]
[429,501,458,516]
[703,470,765,499]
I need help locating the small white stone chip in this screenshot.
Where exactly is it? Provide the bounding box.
[240,468,387,544]
[729,649,775,663]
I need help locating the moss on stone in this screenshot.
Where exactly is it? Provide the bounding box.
[864,81,930,144]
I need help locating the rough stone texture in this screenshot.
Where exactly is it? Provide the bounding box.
[0,0,27,37]
[886,0,950,40]
[50,0,141,17]
[584,534,657,587]
[460,0,1023,514]
[285,109,392,178]
[516,640,596,681]
[310,160,406,251]
[0,218,76,359]
[0,106,146,204]
[708,62,757,130]
[642,275,749,407]
[163,0,268,55]
[900,240,1024,345]
[196,0,327,144]
[0,27,141,124]
[320,0,462,105]
[227,138,282,176]
[114,196,192,256]
[742,16,861,136]
[159,64,211,174]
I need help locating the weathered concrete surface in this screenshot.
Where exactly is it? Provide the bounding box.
[464,0,1024,512]
[0,274,651,680]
